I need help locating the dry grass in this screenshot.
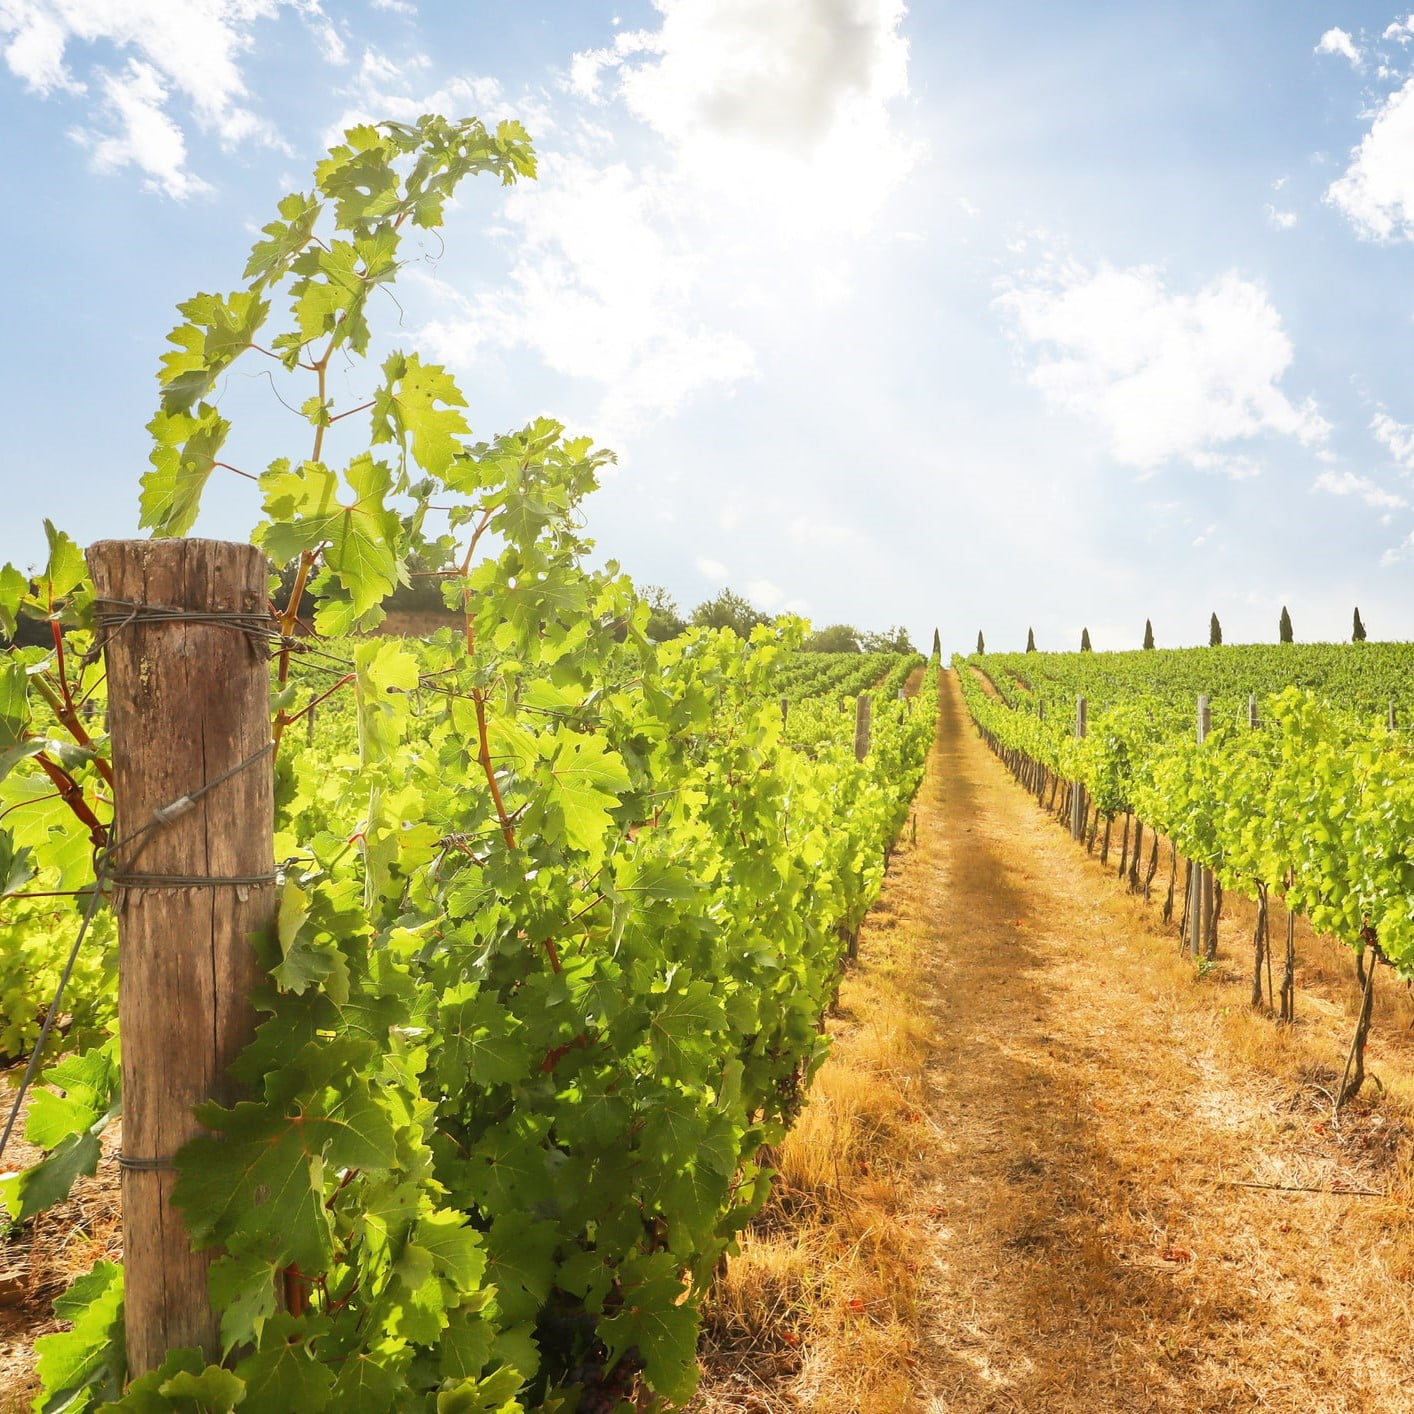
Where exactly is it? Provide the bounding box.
[691,671,1414,1413]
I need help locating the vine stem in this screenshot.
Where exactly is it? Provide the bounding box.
[33,752,107,846]
[471,687,517,852]
[41,621,115,790]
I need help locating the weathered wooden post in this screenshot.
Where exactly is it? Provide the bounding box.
[854,693,872,762]
[1187,694,1213,959]
[1248,693,1258,730]
[86,540,275,1376]
[1070,695,1087,840]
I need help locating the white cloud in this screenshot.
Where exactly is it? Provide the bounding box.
[996,260,1328,471]
[746,577,785,610]
[1265,203,1297,229]
[785,514,865,550]
[1381,530,1414,563]
[77,59,209,198]
[695,556,729,582]
[1327,76,1414,238]
[1315,27,1361,65]
[1384,16,1414,42]
[0,0,337,196]
[1371,410,1414,470]
[1189,451,1263,480]
[375,1,918,429]
[1313,469,1409,509]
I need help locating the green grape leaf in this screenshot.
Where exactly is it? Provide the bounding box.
[233,1314,333,1411]
[434,1365,525,1414]
[0,561,26,637]
[372,351,470,478]
[528,734,632,856]
[599,1251,700,1405]
[0,829,35,896]
[141,403,232,536]
[33,1259,125,1412]
[245,190,322,288]
[649,979,725,1080]
[38,520,87,603]
[158,290,269,414]
[109,1349,247,1412]
[208,1250,281,1356]
[174,1083,397,1270]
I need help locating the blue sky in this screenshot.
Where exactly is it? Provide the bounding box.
[2,1,1414,654]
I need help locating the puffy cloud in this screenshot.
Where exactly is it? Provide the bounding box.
[1315,27,1361,65]
[996,261,1328,471]
[78,59,209,198]
[1313,469,1408,509]
[1264,203,1297,229]
[1326,76,1414,239]
[1371,410,1414,470]
[0,0,341,196]
[370,0,918,429]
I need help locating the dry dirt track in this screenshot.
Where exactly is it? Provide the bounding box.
[907,671,1414,1413]
[698,669,1414,1414]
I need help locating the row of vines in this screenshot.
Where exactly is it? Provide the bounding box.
[954,650,1414,1094]
[0,116,939,1413]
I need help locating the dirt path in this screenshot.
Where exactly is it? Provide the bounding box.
[697,669,1414,1414]
[908,670,1414,1412]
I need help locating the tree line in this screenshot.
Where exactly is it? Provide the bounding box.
[973,606,1372,655]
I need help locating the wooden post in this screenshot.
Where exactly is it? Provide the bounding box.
[1188,694,1212,959]
[1390,701,1398,732]
[86,540,274,1376]
[1248,693,1258,730]
[1070,695,1087,840]
[854,693,872,762]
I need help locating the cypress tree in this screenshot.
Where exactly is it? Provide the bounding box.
[931,627,941,657]
[1279,605,1293,643]
[1143,618,1155,650]
[1209,613,1222,647]
[1026,627,1036,652]
[976,630,985,655]
[1080,627,1092,652]
[1352,607,1366,642]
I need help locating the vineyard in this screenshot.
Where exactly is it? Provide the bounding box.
[3,110,1414,1414]
[957,644,1414,995]
[0,116,939,1413]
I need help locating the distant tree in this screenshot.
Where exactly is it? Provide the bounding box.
[1026,627,1036,652]
[1080,627,1092,652]
[641,584,686,642]
[1143,618,1154,650]
[860,626,914,653]
[1209,613,1222,647]
[1353,606,1367,643]
[803,623,861,653]
[976,630,985,655]
[691,587,769,638]
[931,627,941,658]
[1279,605,1293,644]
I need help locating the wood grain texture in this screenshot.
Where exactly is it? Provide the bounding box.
[86,539,274,1376]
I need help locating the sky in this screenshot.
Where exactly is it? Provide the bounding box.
[2,1,1414,655]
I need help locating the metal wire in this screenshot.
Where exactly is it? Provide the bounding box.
[0,737,278,1169]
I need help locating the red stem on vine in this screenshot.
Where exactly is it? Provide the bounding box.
[33,753,107,847]
[470,688,516,852]
[41,623,115,791]
[283,673,355,727]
